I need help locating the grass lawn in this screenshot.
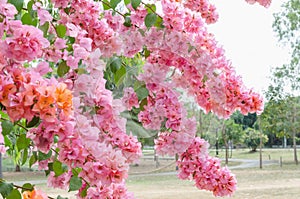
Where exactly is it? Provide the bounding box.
[212,148,297,163]
[1,148,300,198]
[127,164,300,199]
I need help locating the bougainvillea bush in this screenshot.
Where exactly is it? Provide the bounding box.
[0,0,270,198]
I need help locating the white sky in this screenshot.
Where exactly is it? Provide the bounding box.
[208,0,290,93]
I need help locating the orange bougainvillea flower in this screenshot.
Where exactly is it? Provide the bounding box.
[33,85,55,111]
[22,189,48,199]
[0,84,17,107]
[22,190,32,199]
[54,83,73,116]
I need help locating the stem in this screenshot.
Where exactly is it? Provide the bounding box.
[0,118,29,132]
[141,1,163,19]
[99,0,126,18]
[0,179,54,199]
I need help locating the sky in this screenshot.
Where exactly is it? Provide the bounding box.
[208,0,290,93]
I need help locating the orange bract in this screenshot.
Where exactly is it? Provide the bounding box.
[22,189,48,199]
[54,83,73,116]
[22,191,32,199]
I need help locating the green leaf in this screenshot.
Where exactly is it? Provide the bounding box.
[56,24,67,38]
[144,47,150,58]
[131,0,141,10]
[114,66,126,86]
[57,61,70,77]
[72,168,82,177]
[27,0,33,12]
[38,150,52,161]
[110,0,121,9]
[69,176,82,192]
[29,152,37,168]
[126,120,152,138]
[4,136,12,148]
[21,149,28,165]
[39,22,49,37]
[102,0,111,10]
[26,116,40,128]
[145,13,157,28]
[79,184,89,198]
[110,57,122,73]
[139,97,148,111]
[6,188,21,199]
[21,183,34,193]
[154,16,164,28]
[123,16,132,27]
[21,13,37,26]
[135,86,149,101]
[57,196,69,199]
[53,161,64,177]
[124,0,130,5]
[16,134,30,150]
[0,181,14,198]
[45,162,53,176]
[8,0,24,13]
[146,4,156,13]
[27,0,36,18]
[1,120,13,136]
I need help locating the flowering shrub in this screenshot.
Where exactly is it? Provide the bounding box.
[0,0,270,198]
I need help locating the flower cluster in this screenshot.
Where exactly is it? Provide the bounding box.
[0,22,49,62]
[0,66,72,123]
[183,0,219,24]
[177,137,237,197]
[245,0,272,8]
[0,0,272,198]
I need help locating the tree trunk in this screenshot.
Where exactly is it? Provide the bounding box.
[230,140,233,158]
[221,121,228,165]
[225,142,229,165]
[15,164,21,172]
[292,103,298,165]
[293,131,298,165]
[259,130,263,169]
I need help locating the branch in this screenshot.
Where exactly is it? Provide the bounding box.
[0,179,54,199]
[98,0,126,18]
[0,118,29,132]
[141,1,163,19]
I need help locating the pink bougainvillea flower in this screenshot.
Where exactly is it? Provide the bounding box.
[37,9,53,25]
[0,0,17,19]
[1,24,49,62]
[245,0,271,7]
[122,87,139,110]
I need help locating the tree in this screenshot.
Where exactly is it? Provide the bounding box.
[222,119,245,160]
[244,128,268,152]
[0,0,270,198]
[267,0,300,164]
[260,99,288,147]
[232,111,258,130]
